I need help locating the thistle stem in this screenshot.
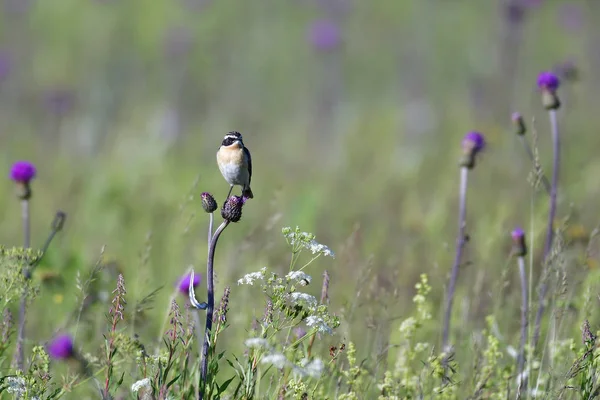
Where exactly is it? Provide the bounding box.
[517,256,528,394]
[14,199,30,371]
[533,109,560,349]
[199,220,230,399]
[442,166,469,352]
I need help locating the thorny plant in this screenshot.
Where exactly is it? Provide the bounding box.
[4,70,600,399]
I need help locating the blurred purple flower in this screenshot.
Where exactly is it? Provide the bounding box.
[462,131,485,153]
[47,334,75,360]
[537,71,560,92]
[558,4,583,33]
[523,0,543,8]
[308,19,341,52]
[10,161,36,183]
[511,227,525,241]
[3,0,32,15]
[164,27,194,60]
[177,272,201,295]
[0,51,12,83]
[43,89,75,116]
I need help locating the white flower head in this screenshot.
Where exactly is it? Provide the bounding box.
[238,267,267,285]
[6,377,26,395]
[282,227,335,258]
[306,315,333,335]
[286,270,312,286]
[303,358,325,378]
[131,378,151,393]
[244,338,270,349]
[261,353,290,369]
[289,292,318,309]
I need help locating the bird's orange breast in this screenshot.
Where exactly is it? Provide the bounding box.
[217,145,246,167]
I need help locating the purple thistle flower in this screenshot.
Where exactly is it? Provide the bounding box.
[177,272,201,295]
[47,334,75,360]
[537,71,560,92]
[512,227,525,241]
[9,161,36,183]
[308,19,341,52]
[462,131,486,153]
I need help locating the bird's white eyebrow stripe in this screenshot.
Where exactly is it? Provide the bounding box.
[224,134,242,140]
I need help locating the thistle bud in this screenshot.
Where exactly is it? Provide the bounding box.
[511,227,527,257]
[221,195,245,223]
[201,192,218,213]
[52,211,67,232]
[459,131,486,169]
[511,112,526,136]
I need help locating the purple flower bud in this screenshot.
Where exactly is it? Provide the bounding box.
[512,112,526,136]
[308,19,341,52]
[47,334,75,360]
[221,195,245,223]
[459,131,485,169]
[537,71,560,92]
[511,227,527,257]
[177,272,201,295]
[9,161,36,183]
[201,192,217,213]
[462,131,485,153]
[511,227,525,241]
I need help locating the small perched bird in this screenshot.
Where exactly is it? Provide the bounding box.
[216,131,254,199]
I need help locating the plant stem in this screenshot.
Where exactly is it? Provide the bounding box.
[14,199,30,371]
[199,220,230,399]
[442,166,469,352]
[533,109,560,349]
[518,135,551,195]
[517,256,528,394]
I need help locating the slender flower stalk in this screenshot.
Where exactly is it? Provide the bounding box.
[10,161,36,371]
[442,132,485,352]
[511,227,528,393]
[199,220,230,398]
[512,112,551,194]
[198,194,245,399]
[533,71,561,349]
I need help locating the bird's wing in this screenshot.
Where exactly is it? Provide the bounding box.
[244,146,252,185]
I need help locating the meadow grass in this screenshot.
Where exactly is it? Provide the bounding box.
[2,0,600,398]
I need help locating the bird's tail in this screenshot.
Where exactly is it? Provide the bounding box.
[242,187,254,199]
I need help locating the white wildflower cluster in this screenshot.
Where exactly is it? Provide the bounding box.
[237,267,267,285]
[289,292,318,309]
[6,377,26,395]
[261,352,325,378]
[286,270,312,285]
[261,353,290,369]
[282,227,335,258]
[244,338,270,349]
[306,315,333,335]
[131,378,151,393]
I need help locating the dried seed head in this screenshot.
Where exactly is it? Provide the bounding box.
[582,319,596,348]
[214,286,231,324]
[201,192,218,213]
[221,195,245,223]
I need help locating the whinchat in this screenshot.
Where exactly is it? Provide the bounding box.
[216,131,254,199]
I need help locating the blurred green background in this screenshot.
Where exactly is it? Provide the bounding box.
[1,0,599,374]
